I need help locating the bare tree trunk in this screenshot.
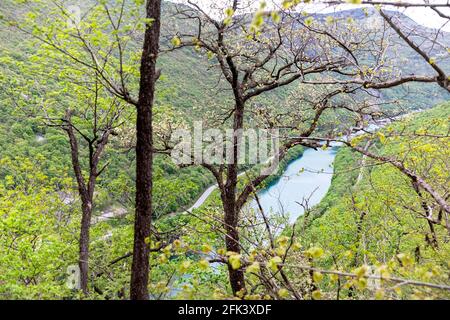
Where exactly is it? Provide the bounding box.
[79,174,97,295]
[222,192,246,295]
[64,104,112,296]
[222,103,246,295]
[66,123,93,295]
[79,196,92,295]
[130,0,161,300]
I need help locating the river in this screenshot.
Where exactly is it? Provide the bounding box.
[168,146,340,297]
[167,115,412,296]
[248,116,402,222]
[250,146,339,224]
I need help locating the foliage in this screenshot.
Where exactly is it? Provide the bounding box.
[0,156,79,299]
[292,103,450,299]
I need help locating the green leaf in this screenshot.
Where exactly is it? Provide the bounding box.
[179,260,191,273]
[246,262,260,274]
[171,36,181,47]
[268,256,282,272]
[278,288,290,298]
[313,271,324,283]
[271,11,281,24]
[305,247,324,259]
[229,253,242,270]
[224,7,234,17]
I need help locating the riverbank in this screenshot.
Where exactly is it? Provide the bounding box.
[290,103,450,299]
[250,146,338,223]
[298,147,362,224]
[165,145,305,217]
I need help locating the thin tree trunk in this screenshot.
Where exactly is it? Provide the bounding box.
[80,175,97,295]
[130,0,161,300]
[66,122,92,295]
[79,196,92,295]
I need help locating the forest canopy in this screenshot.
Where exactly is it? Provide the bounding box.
[0,0,449,301]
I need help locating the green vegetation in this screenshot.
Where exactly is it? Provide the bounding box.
[293,103,450,299]
[0,0,449,301]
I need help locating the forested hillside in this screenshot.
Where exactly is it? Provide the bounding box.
[1,1,448,219]
[294,103,450,299]
[0,0,449,301]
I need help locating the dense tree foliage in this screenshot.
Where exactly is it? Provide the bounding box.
[0,0,449,300]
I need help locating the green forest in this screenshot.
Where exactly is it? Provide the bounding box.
[0,0,449,301]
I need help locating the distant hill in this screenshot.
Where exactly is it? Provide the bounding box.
[1,1,449,120]
[158,3,450,114]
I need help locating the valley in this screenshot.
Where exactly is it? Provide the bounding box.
[0,0,449,301]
